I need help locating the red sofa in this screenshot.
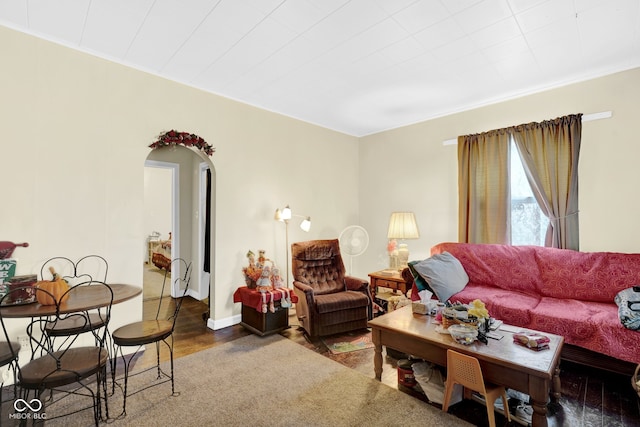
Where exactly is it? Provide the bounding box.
[414,242,640,375]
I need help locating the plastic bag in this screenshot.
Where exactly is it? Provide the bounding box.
[412,362,462,405]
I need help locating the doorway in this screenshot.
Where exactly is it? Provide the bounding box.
[143,160,179,300]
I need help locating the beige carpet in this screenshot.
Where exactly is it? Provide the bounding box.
[6,334,472,427]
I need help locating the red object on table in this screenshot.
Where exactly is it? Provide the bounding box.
[233,286,298,312]
[0,241,29,259]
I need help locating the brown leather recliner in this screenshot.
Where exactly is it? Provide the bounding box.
[291,239,372,337]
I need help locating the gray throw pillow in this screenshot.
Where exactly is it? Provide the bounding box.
[408,260,433,293]
[412,252,469,302]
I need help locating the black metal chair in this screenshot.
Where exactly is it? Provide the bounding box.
[75,255,108,283]
[11,282,113,425]
[0,293,21,418]
[111,258,191,416]
[40,256,110,348]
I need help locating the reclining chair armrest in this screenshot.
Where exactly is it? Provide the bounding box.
[345,276,374,320]
[293,280,316,334]
[293,280,314,293]
[344,276,368,291]
[293,281,315,303]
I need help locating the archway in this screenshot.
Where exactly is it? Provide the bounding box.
[144,144,216,320]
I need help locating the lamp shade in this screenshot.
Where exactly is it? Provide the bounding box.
[300,217,311,232]
[281,205,292,220]
[387,212,420,239]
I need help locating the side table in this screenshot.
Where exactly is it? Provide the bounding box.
[368,270,411,295]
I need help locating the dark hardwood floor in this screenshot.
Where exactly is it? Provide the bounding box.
[142,296,640,427]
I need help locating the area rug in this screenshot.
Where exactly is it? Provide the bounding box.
[322,330,374,354]
[4,334,472,427]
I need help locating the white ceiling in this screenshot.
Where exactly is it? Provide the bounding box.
[1,0,639,137]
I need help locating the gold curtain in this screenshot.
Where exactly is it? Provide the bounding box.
[458,129,510,244]
[511,114,582,249]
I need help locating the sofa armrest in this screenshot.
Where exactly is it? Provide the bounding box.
[401,267,414,286]
[401,267,421,301]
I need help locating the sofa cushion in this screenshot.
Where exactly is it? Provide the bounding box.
[528,297,597,342]
[430,243,544,297]
[314,290,369,314]
[446,285,539,327]
[536,249,640,302]
[528,297,640,364]
[412,252,469,303]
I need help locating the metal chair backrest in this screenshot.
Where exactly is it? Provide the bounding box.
[446,349,488,395]
[25,282,114,360]
[0,291,22,364]
[41,256,76,281]
[75,255,109,283]
[156,258,192,326]
[41,255,109,286]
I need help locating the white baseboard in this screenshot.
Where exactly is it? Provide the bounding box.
[207,314,241,330]
[186,288,202,300]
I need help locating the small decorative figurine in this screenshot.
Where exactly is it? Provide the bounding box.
[256,265,273,292]
[256,266,274,313]
[242,250,260,289]
[271,266,292,308]
[257,250,267,268]
[271,266,284,288]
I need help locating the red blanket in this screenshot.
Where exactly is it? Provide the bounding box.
[233,286,298,312]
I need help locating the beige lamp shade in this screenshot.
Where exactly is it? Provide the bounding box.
[387,212,420,239]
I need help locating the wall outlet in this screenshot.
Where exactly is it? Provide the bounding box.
[17,335,29,348]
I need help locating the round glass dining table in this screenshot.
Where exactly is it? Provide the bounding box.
[0,283,142,318]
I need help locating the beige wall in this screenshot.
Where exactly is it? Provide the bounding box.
[2,23,639,331]
[143,167,172,251]
[0,27,360,331]
[358,67,640,275]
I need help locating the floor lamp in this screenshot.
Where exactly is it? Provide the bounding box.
[274,205,311,288]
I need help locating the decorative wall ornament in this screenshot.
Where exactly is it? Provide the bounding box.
[149,130,215,156]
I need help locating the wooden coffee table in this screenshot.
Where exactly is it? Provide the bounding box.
[369,306,564,427]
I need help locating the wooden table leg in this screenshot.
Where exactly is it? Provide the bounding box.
[372,328,382,380]
[551,364,561,402]
[529,376,549,427]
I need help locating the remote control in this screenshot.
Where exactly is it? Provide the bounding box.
[486,331,504,340]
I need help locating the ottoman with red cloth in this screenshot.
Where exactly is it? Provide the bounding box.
[233,286,298,336]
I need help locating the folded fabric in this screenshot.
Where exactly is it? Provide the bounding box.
[513,332,550,350]
[614,287,640,330]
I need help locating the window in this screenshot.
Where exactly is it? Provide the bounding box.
[458,114,580,249]
[510,139,548,246]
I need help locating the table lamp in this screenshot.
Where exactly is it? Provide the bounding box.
[387,212,419,270]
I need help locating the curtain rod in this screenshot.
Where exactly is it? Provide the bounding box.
[442,111,613,146]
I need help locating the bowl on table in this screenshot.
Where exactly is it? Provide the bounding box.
[448,324,478,345]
